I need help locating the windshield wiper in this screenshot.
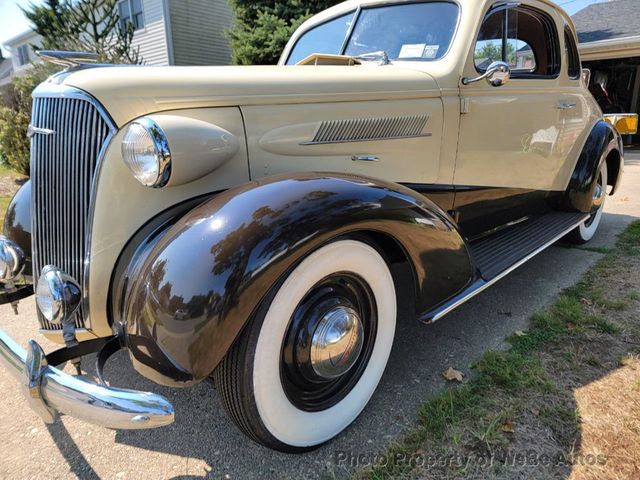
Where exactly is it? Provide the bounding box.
[353,51,391,66]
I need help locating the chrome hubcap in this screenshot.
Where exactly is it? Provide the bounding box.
[310,307,364,379]
[592,180,604,209]
[280,273,377,411]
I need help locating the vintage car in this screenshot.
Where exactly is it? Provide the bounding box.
[0,0,631,452]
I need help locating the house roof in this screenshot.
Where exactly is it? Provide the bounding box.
[572,0,640,43]
[2,29,40,49]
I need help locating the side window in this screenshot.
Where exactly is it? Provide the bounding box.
[474,7,560,78]
[286,12,356,65]
[564,27,581,79]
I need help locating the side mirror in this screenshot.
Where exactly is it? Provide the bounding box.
[462,61,511,87]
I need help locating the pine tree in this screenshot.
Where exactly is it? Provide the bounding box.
[227,0,342,65]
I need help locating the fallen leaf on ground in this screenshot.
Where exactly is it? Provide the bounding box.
[581,297,593,306]
[442,367,464,382]
[514,330,526,337]
[567,322,577,331]
[502,420,515,433]
[531,409,540,417]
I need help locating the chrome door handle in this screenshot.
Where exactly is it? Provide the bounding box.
[557,101,577,110]
[351,155,379,162]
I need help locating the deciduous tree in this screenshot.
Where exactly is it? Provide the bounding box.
[23,0,141,64]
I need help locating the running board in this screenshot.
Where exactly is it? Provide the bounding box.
[421,211,589,323]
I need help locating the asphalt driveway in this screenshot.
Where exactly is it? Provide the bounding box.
[1,154,639,480]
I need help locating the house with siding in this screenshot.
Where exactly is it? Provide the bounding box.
[1,0,233,76]
[2,29,43,83]
[0,55,15,89]
[120,0,233,66]
[573,0,640,144]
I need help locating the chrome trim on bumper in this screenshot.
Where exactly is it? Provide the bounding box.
[0,328,174,429]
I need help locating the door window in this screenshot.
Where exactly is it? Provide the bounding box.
[474,6,560,78]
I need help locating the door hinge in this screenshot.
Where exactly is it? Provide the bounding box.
[460,97,470,114]
[447,209,461,223]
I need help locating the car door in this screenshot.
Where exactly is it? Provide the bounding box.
[453,2,566,238]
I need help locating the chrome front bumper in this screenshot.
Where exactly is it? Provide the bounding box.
[0,328,174,429]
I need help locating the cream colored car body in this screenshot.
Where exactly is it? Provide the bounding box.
[42,0,599,341]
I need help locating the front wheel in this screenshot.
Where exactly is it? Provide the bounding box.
[213,239,396,452]
[565,160,608,245]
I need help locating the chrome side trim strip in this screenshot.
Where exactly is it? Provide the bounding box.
[301,133,432,145]
[425,213,589,323]
[301,115,430,145]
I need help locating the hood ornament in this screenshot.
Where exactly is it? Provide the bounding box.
[36,50,99,69]
[27,125,56,138]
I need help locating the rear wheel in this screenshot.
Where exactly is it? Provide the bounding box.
[565,160,607,245]
[213,239,397,452]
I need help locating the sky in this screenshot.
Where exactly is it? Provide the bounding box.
[0,0,615,57]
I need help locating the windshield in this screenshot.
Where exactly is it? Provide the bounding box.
[286,2,460,65]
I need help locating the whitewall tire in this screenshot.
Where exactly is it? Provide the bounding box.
[213,239,396,452]
[566,161,607,244]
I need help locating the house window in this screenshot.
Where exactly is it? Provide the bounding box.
[16,44,30,67]
[118,0,144,31]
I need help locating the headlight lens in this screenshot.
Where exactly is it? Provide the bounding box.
[36,269,62,322]
[35,266,81,324]
[122,118,171,188]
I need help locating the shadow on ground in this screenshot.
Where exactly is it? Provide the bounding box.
[41,212,638,480]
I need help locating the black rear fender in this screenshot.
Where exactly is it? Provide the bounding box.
[563,121,623,212]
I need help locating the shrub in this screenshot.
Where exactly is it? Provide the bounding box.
[0,65,58,176]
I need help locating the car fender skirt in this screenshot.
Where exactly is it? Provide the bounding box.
[563,121,622,213]
[123,173,472,385]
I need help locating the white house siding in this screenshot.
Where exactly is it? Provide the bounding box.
[132,0,170,65]
[3,31,42,75]
[168,0,232,66]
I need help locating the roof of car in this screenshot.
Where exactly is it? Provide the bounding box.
[572,0,640,43]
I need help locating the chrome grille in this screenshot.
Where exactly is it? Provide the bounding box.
[30,94,113,331]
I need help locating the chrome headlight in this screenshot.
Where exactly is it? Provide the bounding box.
[121,117,172,188]
[0,237,25,281]
[36,266,81,324]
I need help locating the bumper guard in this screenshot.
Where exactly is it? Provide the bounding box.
[0,328,175,429]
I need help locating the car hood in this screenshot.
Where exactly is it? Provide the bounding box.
[49,64,442,127]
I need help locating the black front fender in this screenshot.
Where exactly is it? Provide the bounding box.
[123,173,473,385]
[3,180,32,279]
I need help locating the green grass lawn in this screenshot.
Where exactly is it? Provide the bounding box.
[0,162,25,181]
[355,221,640,480]
[0,195,10,227]
[0,162,25,227]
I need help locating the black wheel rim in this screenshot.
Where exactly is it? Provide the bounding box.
[280,273,378,412]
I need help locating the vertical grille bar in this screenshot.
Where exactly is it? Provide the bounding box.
[30,95,112,331]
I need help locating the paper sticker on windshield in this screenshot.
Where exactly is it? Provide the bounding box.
[422,45,440,59]
[399,44,426,59]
